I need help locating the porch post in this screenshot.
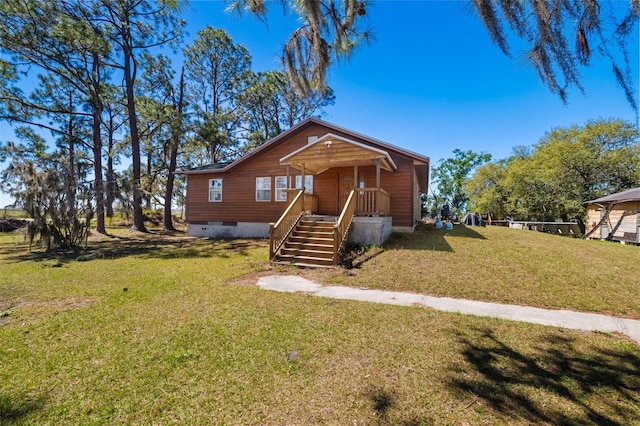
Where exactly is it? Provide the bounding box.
[286,165,290,189]
[375,158,381,188]
[301,163,305,192]
[354,164,358,186]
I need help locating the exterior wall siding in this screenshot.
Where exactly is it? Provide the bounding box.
[413,168,421,224]
[585,201,639,241]
[585,206,602,239]
[608,201,639,240]
[381,154,414,227]
[184,121,427,232]
[187,126,323,224]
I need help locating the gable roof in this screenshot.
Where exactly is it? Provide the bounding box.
[177,118,430,188]
[180,161,233,172]
[586,187,640,205]
[280,133,398,175]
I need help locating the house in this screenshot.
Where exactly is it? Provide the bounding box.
[584,187,640,244]
[177,118,430,266]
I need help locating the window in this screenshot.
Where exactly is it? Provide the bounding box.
[275,176,288,202]
[208,179,222,202]
[256,177,271,202]
[295,175,313,194]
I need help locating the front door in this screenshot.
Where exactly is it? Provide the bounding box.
[338,173,354,213]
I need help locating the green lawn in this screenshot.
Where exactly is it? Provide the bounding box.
[311,223,640,319]
[1,227,639,425]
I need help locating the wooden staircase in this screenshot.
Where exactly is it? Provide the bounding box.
[274,217,338,268]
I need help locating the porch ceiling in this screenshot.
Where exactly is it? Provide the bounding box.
[280,133,397,175]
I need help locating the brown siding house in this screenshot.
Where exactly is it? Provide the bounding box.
[585,187,640,244]
[178,118,430,243]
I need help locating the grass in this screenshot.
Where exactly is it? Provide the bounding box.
[1,226,639,424]
[309,223,640,319]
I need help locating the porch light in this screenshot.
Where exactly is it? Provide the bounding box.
[324,140,332,148]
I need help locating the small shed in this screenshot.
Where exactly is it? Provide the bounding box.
[584,187,640,244]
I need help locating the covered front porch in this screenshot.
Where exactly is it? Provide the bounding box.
[281,133,396,217]
[269,133,397,266]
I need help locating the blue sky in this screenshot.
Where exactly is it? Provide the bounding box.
[1,0,638,207]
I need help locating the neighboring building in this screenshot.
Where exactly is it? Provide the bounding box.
[177,118,430,266]
[584,187,640,244]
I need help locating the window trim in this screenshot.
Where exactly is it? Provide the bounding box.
[275,176,288,202]
[208,178,222,202]
[295,175,313,194]
[255,176,271,202]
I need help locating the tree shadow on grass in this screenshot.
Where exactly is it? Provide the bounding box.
[448,327,640,425]
[0,392,46,423]
[363,385,395,422]
[0,232,269,264]
[383,222,486,253]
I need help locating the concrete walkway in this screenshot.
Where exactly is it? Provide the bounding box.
[257,275,640,344]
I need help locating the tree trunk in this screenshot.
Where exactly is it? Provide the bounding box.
[145,152,152,210]
[163,143,179,231]
[106,150,115,218]
[66,92,76,228]
[123,34,147,232]
[105,112,116,218]
[92,57,106,234]
[163,67,185,232]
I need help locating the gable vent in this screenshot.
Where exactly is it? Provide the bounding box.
[308,136,318,144]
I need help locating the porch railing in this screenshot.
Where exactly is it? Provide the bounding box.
[356,188,391,216]
[269,190,305,261]
[286,189,318,213]
[333,189,357,265]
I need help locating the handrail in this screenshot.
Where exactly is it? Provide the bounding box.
[333,189,357,265]
[269,189,305,260]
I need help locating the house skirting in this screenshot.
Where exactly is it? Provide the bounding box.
[187,222,270,239]
[187,216,402,245]
[392,224,416,233]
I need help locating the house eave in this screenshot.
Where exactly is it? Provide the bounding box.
[279,133,397,175]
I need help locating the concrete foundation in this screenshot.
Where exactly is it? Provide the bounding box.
[391,225,416,233]
[348,216,393,246]
[187,222,269,239]
[187,216,402,245]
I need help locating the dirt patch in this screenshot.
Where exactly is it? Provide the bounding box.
[228,271,279,287]
[0,296,99,326]
[49,297,97,310]
[23,296,98,312]
[227,265,346,289]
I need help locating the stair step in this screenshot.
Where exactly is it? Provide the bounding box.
[285,235,333,247]
[299,221,336,228]
[271,215,344,268]
[276,254,334,267]
[292,234,334,241]
[284,241,334,250]
[297,225,335,232]
[280,248,334,259]
[273,260,334,269]
[293,229,334,235]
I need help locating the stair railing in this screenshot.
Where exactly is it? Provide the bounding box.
[269,189,305,260]
[333,189,357,265]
